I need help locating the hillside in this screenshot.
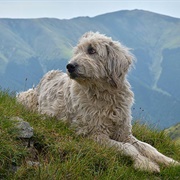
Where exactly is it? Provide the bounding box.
[0,10,180,128]
[165,123,180,144]
[0,90,180,179]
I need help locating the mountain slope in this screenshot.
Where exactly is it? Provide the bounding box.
[0,90,180,179]
[0,10,180,128]
[165,123,180,144]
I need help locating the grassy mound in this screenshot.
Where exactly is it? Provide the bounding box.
[0,90,180,179]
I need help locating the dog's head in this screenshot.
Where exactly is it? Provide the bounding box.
[67,32,134,88]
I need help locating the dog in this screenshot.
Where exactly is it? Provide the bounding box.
[17,32,179,172]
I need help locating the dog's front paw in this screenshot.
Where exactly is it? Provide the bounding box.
[158,155,180,167]
[165,159,180,167]
[133,156,160,173]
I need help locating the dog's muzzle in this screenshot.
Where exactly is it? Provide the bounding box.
[66,63,77,73]
[66,63,78,79]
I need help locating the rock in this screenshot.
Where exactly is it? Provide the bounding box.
[10,117,33,139]
[26,161,40,167]
[10,164,20,173]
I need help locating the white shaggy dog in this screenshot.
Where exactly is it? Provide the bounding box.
[17,32,179,172]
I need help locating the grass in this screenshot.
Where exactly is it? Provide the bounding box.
[165,123,180,145]
[0,90,180,179]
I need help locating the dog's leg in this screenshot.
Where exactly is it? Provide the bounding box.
[129,136,180,167]
[93,135,160,173]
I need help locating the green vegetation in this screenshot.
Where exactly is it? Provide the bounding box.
[0,90,180,179]
[165,123,180,145]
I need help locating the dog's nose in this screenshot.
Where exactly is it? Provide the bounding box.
[66,63,76,73]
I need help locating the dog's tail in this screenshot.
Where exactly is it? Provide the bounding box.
[16,88,38,112]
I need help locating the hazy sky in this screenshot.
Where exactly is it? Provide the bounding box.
[0,0,180,19]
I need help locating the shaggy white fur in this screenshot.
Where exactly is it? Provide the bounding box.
[17,32,179,172]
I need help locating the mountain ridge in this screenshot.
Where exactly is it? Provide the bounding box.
[0,9,180,128]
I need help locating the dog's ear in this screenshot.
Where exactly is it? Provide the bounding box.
[106,41,134,88]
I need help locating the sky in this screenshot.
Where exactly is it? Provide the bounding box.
[0,0,180,20]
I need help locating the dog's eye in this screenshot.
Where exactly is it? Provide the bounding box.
[87,46,96,55]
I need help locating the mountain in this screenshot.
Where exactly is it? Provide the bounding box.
[0,10,180,128]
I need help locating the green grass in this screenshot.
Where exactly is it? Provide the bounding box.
[0,90,180,179]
